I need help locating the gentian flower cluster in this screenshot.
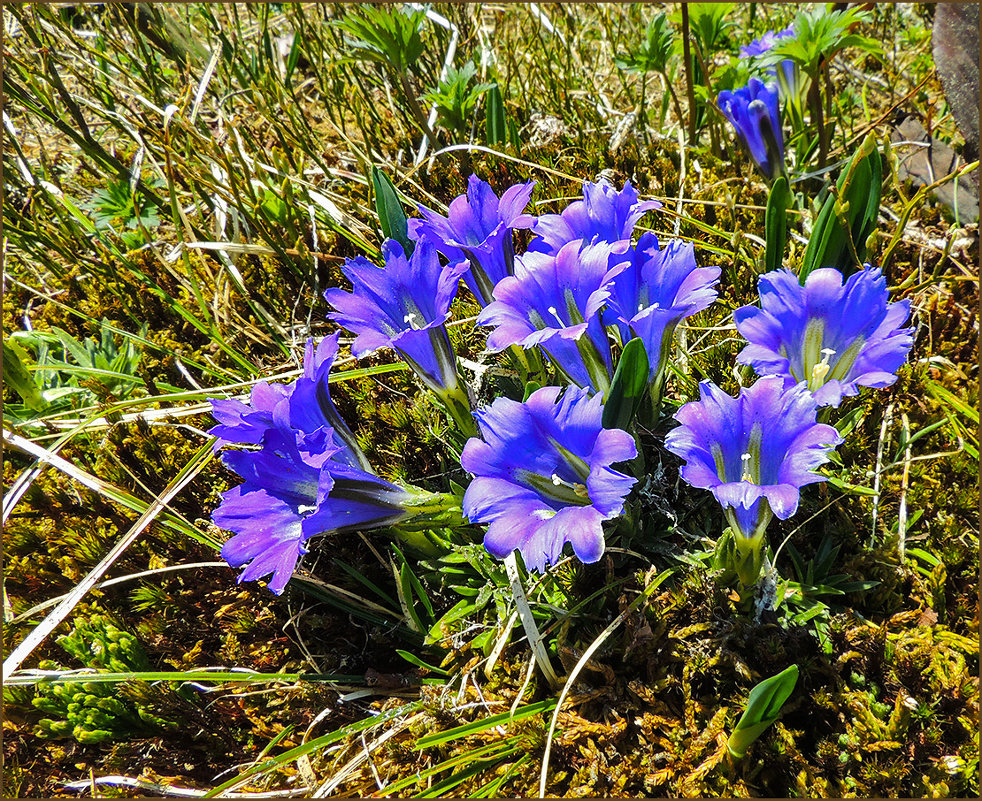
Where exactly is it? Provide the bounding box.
[734,267,914,407]
[717,78,785,181]
[665,377,842,585]
[209,335,419,594]
[461,386,637,571]
[210,158,913,604]
[408,175,536,306]
[474,178,715,401]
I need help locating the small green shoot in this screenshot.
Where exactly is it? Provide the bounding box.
[727,664,799,759]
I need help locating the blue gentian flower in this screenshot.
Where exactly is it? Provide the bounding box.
[528,180,661,255]
[461,385,637,572]
[604,232,721,382]
[477,240,629,393]
[408,174,536,305]
[665,377,842,583]
[213,427,411,594]
[209,333,368,470]
[740,26,796,93]
[734,267,914,407]
[324,239,469,397]
[717,78,784,181]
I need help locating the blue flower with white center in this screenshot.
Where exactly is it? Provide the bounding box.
[665,377,842,585]
[213,427,412,595]
[734,267,914,407]
[461,385,637,572]
[324,239,476,436]
[604,231,721,383]
[477,239,629,394]
[528,179,661,255]
[408,174,536,306]
[717,78,784,181]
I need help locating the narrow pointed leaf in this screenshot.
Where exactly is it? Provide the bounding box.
[485,84,507,145]
[371,165,412,255]
[3,340,45,410]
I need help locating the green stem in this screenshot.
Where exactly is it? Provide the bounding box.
[806,71,827,170]
[662,70,686,134]
[680,4,696,146]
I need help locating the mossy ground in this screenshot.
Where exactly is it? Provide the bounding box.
[3,3,978,797]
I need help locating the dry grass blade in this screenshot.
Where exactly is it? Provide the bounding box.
[2,436,215,681]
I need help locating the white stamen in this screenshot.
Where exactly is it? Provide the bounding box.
[298,504,316,515]
[811,347,835,385]
[741,452,753,482]
[546,305,566,326]
[403,312,420,329]
[551,472,589,499]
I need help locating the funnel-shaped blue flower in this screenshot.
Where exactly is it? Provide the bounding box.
[604,232,721,382]
[477,240,629,393]
[717,78,784,180]
[665,378,842,580]
[213,428,411,594]
[408,175,536,305]
[734,267,914,407]
[528,180,661,255]
[208,333,367,470]
[461,385,637,572]
[324,239,469,396]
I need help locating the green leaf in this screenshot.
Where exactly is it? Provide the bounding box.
[727,664,799,758]
[371,165,412,255]
[394,649,451,677]
[764,175,790,273]
[3,339,45,411]
[485,84,507,146]
[602,337,649,430]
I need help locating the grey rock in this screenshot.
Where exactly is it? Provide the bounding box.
[932,3,980,159]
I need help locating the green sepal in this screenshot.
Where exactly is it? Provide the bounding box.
[764,175,790,273]
[522,380,541,402]
[602,337,649,431]
[727,664,799,759]
[370,165,412,255]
